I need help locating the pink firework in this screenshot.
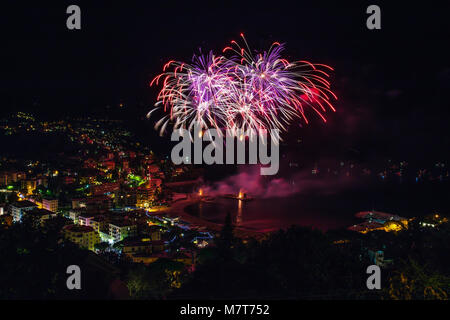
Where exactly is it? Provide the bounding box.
[149,34,337,136]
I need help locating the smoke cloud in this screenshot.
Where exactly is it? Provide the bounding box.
[200,164,360,198]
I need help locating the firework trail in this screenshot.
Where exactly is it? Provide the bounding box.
[148,34,337,137]
[148,51,234,134]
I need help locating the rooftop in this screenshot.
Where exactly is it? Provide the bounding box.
[28,208,54,216]
[355,211,407,222]
[348,221,384,232]
[11,201,38,209]
[42,197,58,201]
[64,224,95,233]
[123,239,165,246]
[110,220,136,228]
[91,215,108,222]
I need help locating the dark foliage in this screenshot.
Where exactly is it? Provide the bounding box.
[0,217,115,299]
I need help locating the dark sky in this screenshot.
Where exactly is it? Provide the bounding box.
[2,1,450,162]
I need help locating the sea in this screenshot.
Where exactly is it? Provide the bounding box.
[184,179,450,232]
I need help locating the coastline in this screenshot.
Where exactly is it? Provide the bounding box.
[164,196,269,241]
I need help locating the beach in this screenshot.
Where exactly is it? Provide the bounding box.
[164,195,269,240]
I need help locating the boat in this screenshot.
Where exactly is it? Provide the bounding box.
[222,192,253,201]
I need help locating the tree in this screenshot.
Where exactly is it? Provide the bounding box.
[386,258,450,300]
[126,265,153,299]
[215,212,235,259]
[94,242,110,253]
[0,221,111,299]
[126,259,185,299]
[113,240,124,251]
[172,225,366,299]
[7,192,18,204]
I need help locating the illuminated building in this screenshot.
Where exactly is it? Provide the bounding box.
[420,213,448,228]
[71,198,86,209]
[148,178,162,190]
[136,178,162,208]
[79,173,97,184]
[122,239,160,256]
[99,230,114,244]
[348,221,384,234]
[92,182,120,196]
[120,190,137,207]
[83,159,97,169]
[102,160,115,171]
[367,250,393,268]
[3,171,26,184]
[63,224,100,251]
[10,200,38,222]
[42,198,58,212]
[136,187,155,208]
[192,232,214,248]
[147,164,160,175]
[78,213,96,227]
[0,214,13,227]
[349,211,409,234]
[73,196,112,211]
[69,208,86,223]
[27,208,56,227]
[86,196,113,211]
[383,220,406,232]
[0,173,7,186]
[109,221,137,242]
[90,215,108,233]
[36,176,48,188]
[26,196,43,209]
[146,225,162,241]
[22,179,37,195]
[121,239,166,264]
[63,176,76,185]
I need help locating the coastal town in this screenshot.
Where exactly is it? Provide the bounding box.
[0,111,449,299]
[1,112,448,252]
[0,112,273,269]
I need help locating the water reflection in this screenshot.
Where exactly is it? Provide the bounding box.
[236,199,243,226]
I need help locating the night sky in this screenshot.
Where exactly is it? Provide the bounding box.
[3,1,450,163]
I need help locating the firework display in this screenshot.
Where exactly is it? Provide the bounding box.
[149,34,337,136]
